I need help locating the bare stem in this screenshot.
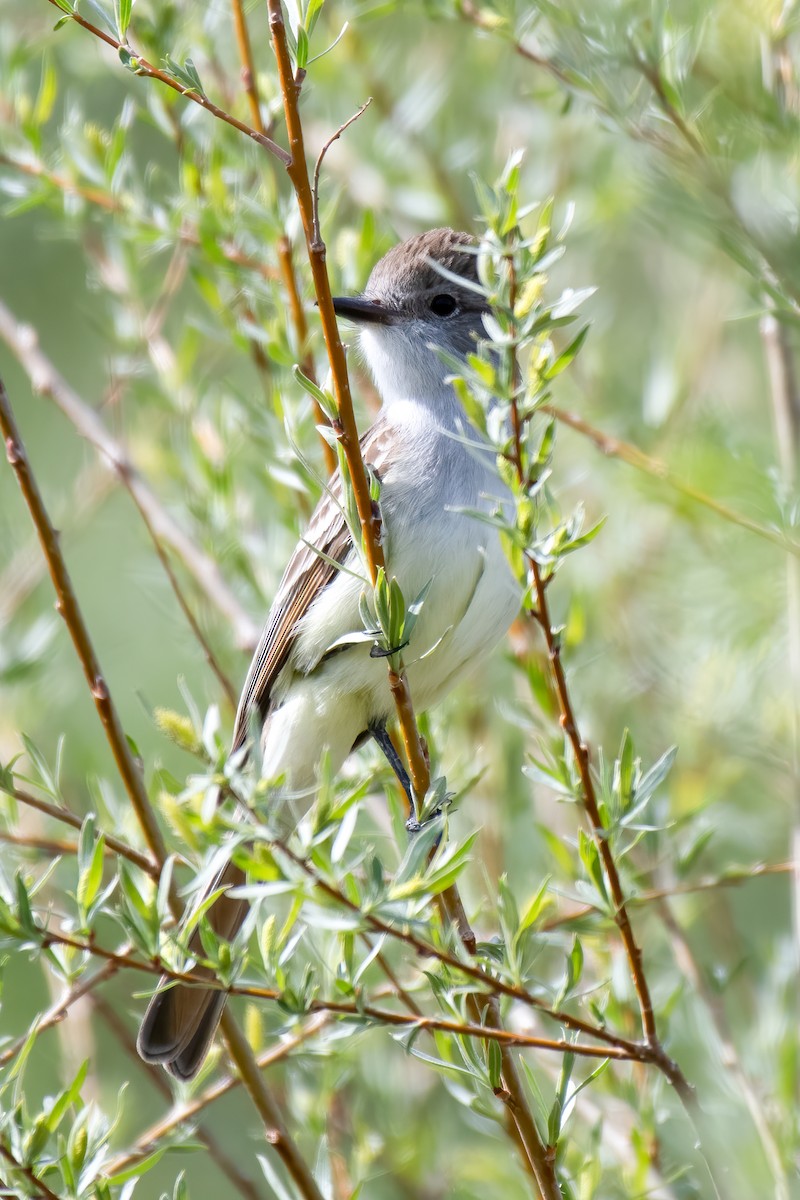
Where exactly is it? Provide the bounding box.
[0,375,168,866]
[0,299,258,651]
[266,0,430,802]
[95,996,265,1200]
[544,404,800,559]
[275,234,337,473]
[230,0,266,135]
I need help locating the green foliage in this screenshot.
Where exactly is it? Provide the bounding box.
[0,1,797,1198]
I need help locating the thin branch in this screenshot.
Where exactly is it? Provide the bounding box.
[1,784,159,878]
[275,235,337,474]
[266,0,430,804]
[22,925,638,1063]
[0,960,119,1070]
[544,404,800,559]
[135,503,238,710]
[0,376,168,866]
[101,1010,328,1180]
[230,0,266,135]
[527,562,690,1099]
[541,860,793,930]
[0,374,319,1200]
[269,837,643,1056]
[94,997,265,1200]
[311,97,372,246]
[0,300,259,651]
[45,0,290,166]
[0,1140,65,1200]
[218,1014,326,1200]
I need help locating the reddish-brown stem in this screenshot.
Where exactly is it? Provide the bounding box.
[266,0,430,806]
[95,996,264,1200]
[45,0,290,165]
[28,925,640,1063]
[230,0,266,135]
[0,377,168,867]
[2,784,159,877]
[276,234,337,473]
[0,1140,64,1200]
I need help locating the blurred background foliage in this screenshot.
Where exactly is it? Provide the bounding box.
[0,0,798,1197]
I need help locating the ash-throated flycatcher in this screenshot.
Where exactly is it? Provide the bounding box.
[137,228,521,1078]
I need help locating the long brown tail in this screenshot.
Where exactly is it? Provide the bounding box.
[136,859,248,1080]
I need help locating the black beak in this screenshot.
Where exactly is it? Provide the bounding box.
[331,295,398,325]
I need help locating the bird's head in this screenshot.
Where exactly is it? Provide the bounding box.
[332,228,488,406]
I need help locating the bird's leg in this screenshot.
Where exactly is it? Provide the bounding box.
[369,722,423,832]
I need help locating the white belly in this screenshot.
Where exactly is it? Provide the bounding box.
[261,409,521,791]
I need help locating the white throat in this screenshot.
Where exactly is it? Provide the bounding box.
[358,322,465,421]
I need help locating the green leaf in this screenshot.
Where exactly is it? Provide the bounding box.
[543,325,589,379]
[77,826,105,913]
[45,1060,88,1133]
[115,0,132,39]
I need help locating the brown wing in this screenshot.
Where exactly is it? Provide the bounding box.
[231,418,392,751]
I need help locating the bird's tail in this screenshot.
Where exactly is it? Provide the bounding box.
[136,858,248,1080]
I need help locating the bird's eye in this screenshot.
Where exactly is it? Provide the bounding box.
[429,293,458,317]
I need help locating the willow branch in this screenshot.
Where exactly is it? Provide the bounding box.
[95,997,264,1200]
[544,404,800,559]
[1,784,159,877]
[526,564,690,1101]
[0,376,168,865]
[45,0,290,165]
[0,373,321,1200]
[23,925,636,1063]
[0,300,258,650]
[0,960,119,1069]
[230,0,266,135]
[0,1140,64,1200]
[266,0,429,801]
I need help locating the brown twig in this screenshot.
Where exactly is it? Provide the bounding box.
[0,376,168,866]
[101,1009,329,1181]
[0,960,120,1069]
[94,997,264,1200]
[0,1140,65,1200]
[45,0,290,166]
[23,924,637,1063]
[0,299,259,651]
[275,234,337,474]
[0,374,322,1200]
[1,784,159,878]
[544,404,800,559]
[230,0,266,135]
[218,1014,326,1200]
[266,0,430,804]
[311,98,373,246]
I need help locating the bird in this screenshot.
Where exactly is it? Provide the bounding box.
[137,227,522,1079]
